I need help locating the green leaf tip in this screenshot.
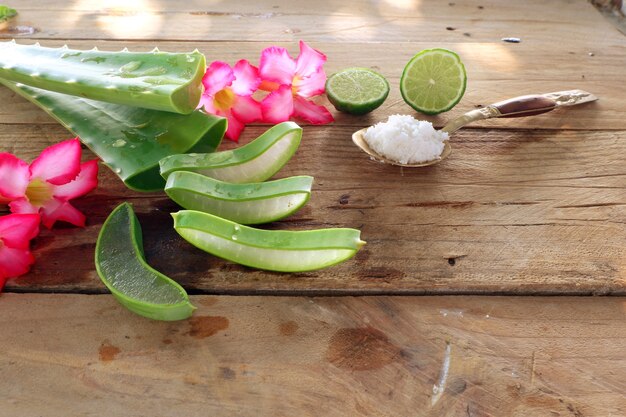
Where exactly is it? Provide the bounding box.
[1,79,226,192]
[0,5,17,23]
[0,41,207,114]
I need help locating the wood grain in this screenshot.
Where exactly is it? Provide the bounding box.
[2,0,624,44]
[1,294,624,416]
[3,124,624,295]
[0,39,622,130]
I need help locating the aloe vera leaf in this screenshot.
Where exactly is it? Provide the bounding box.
[96,203,195,321]
[0,41,205,114]
[165,171,313,224]
[0,6,17,23]
[172,210,366,272]
[0,79,226,192]
[160,121,302,182]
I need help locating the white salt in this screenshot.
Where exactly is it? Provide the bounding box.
[363,115,449,164]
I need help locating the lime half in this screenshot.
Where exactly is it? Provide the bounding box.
[326,68,390,115]
[400,49,466,115]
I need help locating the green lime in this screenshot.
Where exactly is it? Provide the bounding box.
[400,48,467,115]
[95,202,195,321]
[325,68,390,115]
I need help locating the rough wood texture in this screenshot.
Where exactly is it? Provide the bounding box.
[0,1,624,295]
[1,294,624,416]
[3,123,624,295]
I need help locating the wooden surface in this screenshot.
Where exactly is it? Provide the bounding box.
[2,0,625,295]
[1,0,625,415]
[1,294,625,416]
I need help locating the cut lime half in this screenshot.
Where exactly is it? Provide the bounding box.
[400,48,466,115]
[326,68,390,115]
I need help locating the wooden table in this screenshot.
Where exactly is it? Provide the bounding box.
[1,1,625,415]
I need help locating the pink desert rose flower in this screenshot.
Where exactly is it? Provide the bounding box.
[259,41,334,125]
[0,213,40,291]
[0,138,99,229]
[199,60,263,142]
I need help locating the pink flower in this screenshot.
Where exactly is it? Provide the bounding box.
[0,138,99,229]
[259,41,334,125]
[199,60,263,142]
[0,213,40,291]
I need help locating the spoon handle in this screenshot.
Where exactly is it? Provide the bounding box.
[441,90,597,134]
[441,95,555,134]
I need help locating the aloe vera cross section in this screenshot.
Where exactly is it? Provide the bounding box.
[1,80,226,191]
[173,210,366,272]
[0,41,205,114]
[96,203,195,321]
[160,122,302,182]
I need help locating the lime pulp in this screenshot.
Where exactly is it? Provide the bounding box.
[400,48,467,115]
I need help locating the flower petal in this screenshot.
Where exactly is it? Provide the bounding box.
[53,160,99,200]
[295,41,326,78]
[40,198,86,229]
[29,138,81,185]
[199,93,218,114]
[260,46,296,85]
[224,111,245,143]
[231,95,263,124]
[9,198,38,215]
[0,153,29,200]
[202,61,235,96]
[261,84,294,124]
[0,213,40,249]
[231,59,261,96]
[0,246,35,280]
[293,96,334,125]
[295,68,327,98]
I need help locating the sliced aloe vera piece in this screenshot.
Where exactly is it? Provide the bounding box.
[96,203,195,321]
[173,210,366,272]
[0,79,226,192]
[160,122,302,182]
[0,41,205,114]
[165,171,313,225]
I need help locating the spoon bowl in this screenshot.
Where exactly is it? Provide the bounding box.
[352,128,451,167]
[352,89,597,167]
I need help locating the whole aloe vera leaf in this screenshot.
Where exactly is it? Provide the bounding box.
[0,79,226,192]
[0,41,205,114]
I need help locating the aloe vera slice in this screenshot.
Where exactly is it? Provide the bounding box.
[172,210,366,272]
[165,171,313,225]
[160,122,302,182]
[0,41,205,114]
[96,203,195,321]
[0,79,226,192]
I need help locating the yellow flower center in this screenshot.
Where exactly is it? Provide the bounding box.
[213,88,236,112]
[291,75,301,95]
[26,178,53,208]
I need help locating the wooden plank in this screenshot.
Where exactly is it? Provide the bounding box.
[3,124,624,295]
[0,294,624,416]
[0,40,623,130]
[2,0,623,45]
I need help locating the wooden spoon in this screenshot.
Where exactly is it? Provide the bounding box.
[352,89,597,167]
